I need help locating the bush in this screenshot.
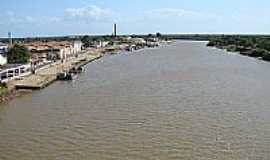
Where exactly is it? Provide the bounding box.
[207,41,215,47]
[0,82,7,88]
[249,49,266,57]
[262,52,270,61]
[8,44,30,64]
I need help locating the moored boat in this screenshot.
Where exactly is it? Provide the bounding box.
[57,72,75,81]
[70,66,84,74]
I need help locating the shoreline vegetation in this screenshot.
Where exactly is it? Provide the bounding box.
[206,35,270,61]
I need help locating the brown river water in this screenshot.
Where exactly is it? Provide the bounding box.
[1,41,270,160]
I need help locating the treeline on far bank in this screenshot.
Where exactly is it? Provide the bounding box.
[207,35,270,61]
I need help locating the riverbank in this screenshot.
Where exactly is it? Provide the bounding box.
[207,36,270,62]
[0,49,103,103]
[14,53,102,90]
[0,42,168,103]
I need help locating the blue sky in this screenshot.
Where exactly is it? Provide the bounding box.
[0,0,270,37]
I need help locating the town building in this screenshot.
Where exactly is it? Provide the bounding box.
[130,38,147,45]
[97,41,110,48]
[85,40,110,49]
[24,40,82,66]
[0,43,8,66]
[73,41,83,54]
[0,55,7,66]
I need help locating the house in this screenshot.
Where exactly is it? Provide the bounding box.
[0,43,8,65]
[73,41,82,54]
[0,55,7,66]
[97,41,110,48]
[24,40,83,65]
[86,41,109,49]
[130,38,146,45]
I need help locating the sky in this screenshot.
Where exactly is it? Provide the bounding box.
[0,0,270,37]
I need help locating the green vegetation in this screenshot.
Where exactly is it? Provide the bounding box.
[207,35,270,61]
[81,35,94,48]
[81,35,115,48]
[0,83,8,95]
[7,44,31,64]
[156,32,162,38]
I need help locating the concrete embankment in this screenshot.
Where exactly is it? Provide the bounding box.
[9,51,102,90]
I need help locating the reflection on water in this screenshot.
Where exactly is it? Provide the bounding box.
[1,41,270,159]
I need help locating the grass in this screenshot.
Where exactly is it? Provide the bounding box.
[0,86,8,95]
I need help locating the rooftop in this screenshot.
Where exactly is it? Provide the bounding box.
[24,41,74,51]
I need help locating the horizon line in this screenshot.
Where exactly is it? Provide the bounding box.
[1,32,270,39]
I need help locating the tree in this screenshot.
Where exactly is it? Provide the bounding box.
[81,35,91,48]
[148,33,154,37]
[156,32,162,38]
[7,44,30,64]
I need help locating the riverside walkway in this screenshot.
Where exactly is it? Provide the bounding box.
[12,51,102,90]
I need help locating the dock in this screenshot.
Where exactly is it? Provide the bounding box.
[13,52,102,90]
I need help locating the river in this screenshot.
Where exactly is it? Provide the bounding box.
[1,41,270,159]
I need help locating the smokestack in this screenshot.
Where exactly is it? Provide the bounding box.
[113,23,117,37]
[8,32,12,47]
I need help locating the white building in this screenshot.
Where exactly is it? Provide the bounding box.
[0,55,7,66]
[130,38,146,45]
[73,41,82,54]
[25,40,83,64]
[0,43,8,66]
[97,41,110,48]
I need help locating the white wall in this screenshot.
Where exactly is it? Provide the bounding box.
[73,41,82,53]
[0,55,7,65]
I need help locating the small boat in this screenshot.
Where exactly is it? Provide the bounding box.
[57,72,75,81]
[77,66,84,73]
[70,66,84,74]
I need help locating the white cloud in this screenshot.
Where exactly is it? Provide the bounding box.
[24,16,36,23]
[65,5,113,20]
[6,11,15,17]
[41,16,61,23]
[142,8,191,18]
[3,12,61,25]
[141,8,221,22]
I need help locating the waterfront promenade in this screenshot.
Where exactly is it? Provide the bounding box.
[8,50,102,90]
